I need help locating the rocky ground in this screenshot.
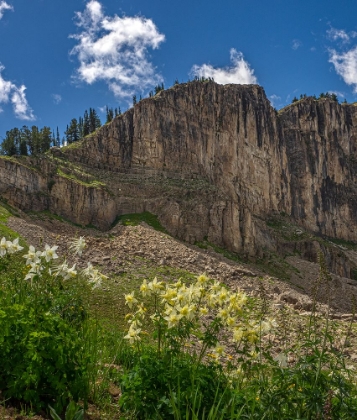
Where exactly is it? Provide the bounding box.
[3,212,357,419]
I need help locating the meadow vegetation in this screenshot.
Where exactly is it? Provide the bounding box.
[0,210,357,419]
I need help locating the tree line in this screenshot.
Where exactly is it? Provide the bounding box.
[291,92,344,103]
[0,78,217,157]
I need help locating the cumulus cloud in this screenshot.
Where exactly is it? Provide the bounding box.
[327,28,350,42]
[329,47,357,92]
[70,0,165,99]
[0,65,35,120]
[0,1,13,20]
[52,93,62,104]
[191,49,257,85]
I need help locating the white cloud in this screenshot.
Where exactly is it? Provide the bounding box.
[329,47,357,92]
[0,64,35,120]
[327,28,350,42]
[52,93,62,104]
[327,90,344,98]
[0,1,13,20]
[292,39,302,50]
[191,49,257,85]
[70,0,165,99]
[269,94,281,107]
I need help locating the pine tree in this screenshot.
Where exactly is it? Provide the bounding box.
[83,110,90,137]
[106,106,114,123]
[88,108,101,133]
[39,126,52,153]
[132,95,137,106]
[56,127,61,147]
[78,117,84,139]
[65,119,79,144]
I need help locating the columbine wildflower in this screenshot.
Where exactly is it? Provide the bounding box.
[6,238,23,254]
[25,262,43,281]
[148,277,163,292]
[140,279,150,297]
[196,273,209,285]
[164,310,182,328]
[69,236,86,256]
[63,264,77,280]
[177,304,195,320]
[124,325,141,344]
[232,327,244,342]
[125,292,138,309]
[212,344,226,358]
[23,245,42,265]
[42,244,59,262]
[199,306,209,316]
[81,263,105,288]
[0,237,7,257]
[53,261,69,278]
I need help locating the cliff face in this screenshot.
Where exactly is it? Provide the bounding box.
[1,81,357,268]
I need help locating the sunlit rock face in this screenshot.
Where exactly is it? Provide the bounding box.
[1,81,357,260]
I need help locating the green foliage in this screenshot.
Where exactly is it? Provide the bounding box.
[50,400,84,420]
[119,348,229,419]
[0,241,95,413]
[115,211,168,233]
[0,125,53,156]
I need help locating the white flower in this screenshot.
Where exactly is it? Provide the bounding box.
[25,262,43,281]
[6,238,23,254]
[53,261,69,278]
[69,236,86,256]
[63,264,77,280]
[42,244,59,262]
[124,326,141,344]
[23,245,42,265]
[0,237,7,257]
[81,262,105,288]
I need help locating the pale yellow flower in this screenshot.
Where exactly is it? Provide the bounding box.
[196,274,209,285]
[212,344,226,358]
[164,310,182,328]
[232,327,244,342]
[199,306,209,316]
[148,277,163,292]
[140,279,151,296]
[125,292,138,308]
[124,326,141,344]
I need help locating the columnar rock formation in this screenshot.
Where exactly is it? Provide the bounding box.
[1,81,357,262]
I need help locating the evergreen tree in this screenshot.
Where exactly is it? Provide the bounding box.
[132,95,137,106]
[88,108,101,133]
[106,106,114,123]
[83,110,90,137]
[56,127,61,147]
[78,117,84,139]
[0,128,19,155]
[39,126,52,153]
[65,119,79,144]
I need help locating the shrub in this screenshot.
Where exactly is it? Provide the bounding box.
[0,236,106,413]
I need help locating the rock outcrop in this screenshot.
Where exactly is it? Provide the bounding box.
[1,81,357,276]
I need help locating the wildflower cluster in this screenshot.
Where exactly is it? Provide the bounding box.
[0,235,106,289]
[124,274,276,360]
[0,237,23,257]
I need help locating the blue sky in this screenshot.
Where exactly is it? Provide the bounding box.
[1,0,357,140]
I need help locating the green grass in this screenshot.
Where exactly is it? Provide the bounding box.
[113,211,168,233]
[57,167,106,189]
[0,202,25,242]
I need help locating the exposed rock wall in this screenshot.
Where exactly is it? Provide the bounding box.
[1,81,357,261]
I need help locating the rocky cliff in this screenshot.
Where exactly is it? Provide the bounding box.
[1,81,357,277]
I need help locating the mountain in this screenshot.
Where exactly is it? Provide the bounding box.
[1,80,357,280]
